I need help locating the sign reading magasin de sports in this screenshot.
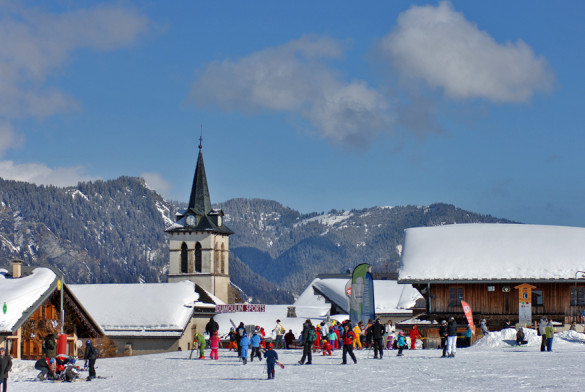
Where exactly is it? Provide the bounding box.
[216,304,265,313]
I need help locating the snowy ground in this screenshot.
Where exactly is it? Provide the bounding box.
[8,329,585,391]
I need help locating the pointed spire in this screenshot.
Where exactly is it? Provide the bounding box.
[187,136,212,216]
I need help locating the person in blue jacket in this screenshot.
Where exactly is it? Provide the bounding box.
[264,343,279,379]
[239,332,250,364]
[250,332,262,362]
[396,331,407,357]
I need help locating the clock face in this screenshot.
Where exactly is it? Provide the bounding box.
[185,215,195,226]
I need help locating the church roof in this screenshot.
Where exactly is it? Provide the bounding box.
[167,143,233,235]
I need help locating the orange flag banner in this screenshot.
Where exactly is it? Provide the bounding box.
[461,300,475,336]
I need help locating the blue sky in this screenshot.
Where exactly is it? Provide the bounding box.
[1,0,584,226]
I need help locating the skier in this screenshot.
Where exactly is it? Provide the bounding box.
[372,318,385,359]
[385,320,395,349]
[34,357,55,381]
[340,322,357,364]
[538,317,548,352]
[264,343,279,379]
[327,329,337,352]
[298,320,314,365]
[227,328,238,351]
[446,317,458,358]
[239,332,250,364]
[313,325,321,352]
[321,339,333,356]
[545,319,555,352]
[236,322,245,356]
[396,331,407,356]
[439,320,448,357]
[353,323,362,350]
[84,340,98,381]
[0,347,12,391]
[210,331,220,360]
[480,319,489,336]
[409,325,420,350]
[250,331,262,362]
[284,329,295,349]
[273,319,285,349]
[195,332,207,359]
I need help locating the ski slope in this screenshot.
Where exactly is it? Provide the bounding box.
[8,329,585,391]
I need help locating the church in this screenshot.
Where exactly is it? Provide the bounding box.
[166,140,234,304]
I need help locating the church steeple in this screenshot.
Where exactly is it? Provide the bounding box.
[187,143,212,216]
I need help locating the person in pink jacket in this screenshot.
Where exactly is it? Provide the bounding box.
[210,332,220,360]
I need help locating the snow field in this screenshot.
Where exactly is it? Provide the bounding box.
[8,329,585,391]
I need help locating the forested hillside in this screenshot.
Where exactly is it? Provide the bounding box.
[0,176,514,302]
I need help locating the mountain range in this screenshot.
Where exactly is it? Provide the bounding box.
[0,176,514,303]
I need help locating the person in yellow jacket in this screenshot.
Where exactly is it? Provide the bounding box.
[353,323,362,349]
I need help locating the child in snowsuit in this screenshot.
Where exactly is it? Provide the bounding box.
[228,328,238,351]
[327,330,337,352]
[397,331,407,357]
[321,340,332,356]
[353,324,362,350]
[264,343,279,379]
[239,332,250,364]
[196,332,207,359]
[210,332,220,360]
[410,325,420,350]
[250,332,262,362]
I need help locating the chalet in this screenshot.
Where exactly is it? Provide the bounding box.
[0,261,103,359]
[69,280,217,356]
[398,223,585,335]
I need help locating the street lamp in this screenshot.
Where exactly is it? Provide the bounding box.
[574,271,585,323]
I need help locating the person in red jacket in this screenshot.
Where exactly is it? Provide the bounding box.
[210,331,220,360]
[321,340,333,356]
[410,325,420,350]
[313,326,321,352]
[340,323,357,364]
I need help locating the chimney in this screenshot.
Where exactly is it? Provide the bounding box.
[11,259,23,278]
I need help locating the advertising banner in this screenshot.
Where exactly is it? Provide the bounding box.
[347,263,375,324]
[461,300,476,336]
[216,304,265,313]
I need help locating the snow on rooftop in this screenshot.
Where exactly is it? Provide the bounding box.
[400,223,585,281]
[0,268,56,333]
[70,281,199,335]
[294,278,419,316]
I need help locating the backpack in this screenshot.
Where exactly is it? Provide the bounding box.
[307,329,316,343]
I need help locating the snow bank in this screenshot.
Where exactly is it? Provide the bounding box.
[400,223,585,281]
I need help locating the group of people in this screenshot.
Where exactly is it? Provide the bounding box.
[538,317,555,352]
[33,333,97,382]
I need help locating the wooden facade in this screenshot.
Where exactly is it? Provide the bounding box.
[413,281,585,327]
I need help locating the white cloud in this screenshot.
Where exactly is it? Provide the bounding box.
[0,160,96,187]
[0,3,149,118]
[0,122,25,156]
[375,1,554,102]
[141,172,172,198]
[191,35,393,147]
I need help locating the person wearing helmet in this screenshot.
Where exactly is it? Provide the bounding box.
[84,340,98,381]
[239,332,250,364]
[396,331,407,357]
[228,328,238,351]
[264,342,279,379]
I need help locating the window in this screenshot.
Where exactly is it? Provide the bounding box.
[195,242,202,272]
[533,290,543,306]
[180,243,188,273]
[571,287,585,306]
[449,287,464,306]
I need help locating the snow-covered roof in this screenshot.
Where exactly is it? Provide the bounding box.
[0,268,57,333]
[294,277,421,316]
[400,223,585,282]
[70,281,199,337]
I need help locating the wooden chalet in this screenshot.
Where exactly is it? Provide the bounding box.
[397,224,585,347]
[0,261,103,359]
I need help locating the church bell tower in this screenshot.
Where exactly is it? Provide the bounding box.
[166,140,233,303]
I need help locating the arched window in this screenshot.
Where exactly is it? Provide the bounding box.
[221,243,226,274]
[195,242,202,272]
[180,243,188,273]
